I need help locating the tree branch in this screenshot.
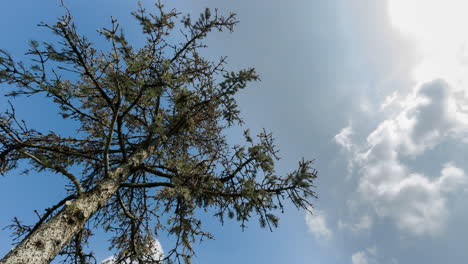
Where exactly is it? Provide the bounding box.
[120,181,174,188]
[57,21,115,110]
[219,156,255,183]
[22,151,83,194]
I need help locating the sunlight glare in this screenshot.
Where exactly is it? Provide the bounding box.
[388,0,468,87]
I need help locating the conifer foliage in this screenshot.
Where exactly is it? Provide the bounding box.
[0,2,317,263]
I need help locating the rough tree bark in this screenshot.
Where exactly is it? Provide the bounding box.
[0,144,154,264]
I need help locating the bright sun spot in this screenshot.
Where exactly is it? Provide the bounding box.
[388,0,468,87]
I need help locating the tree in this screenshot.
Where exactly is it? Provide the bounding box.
[0,2,317,263]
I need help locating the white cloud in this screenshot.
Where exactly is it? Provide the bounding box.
[338,214,373,234]
[335,125,358,176]
[365,79,463,157]
[335,125,354,152]
[305,209,333,241]
[380,91,399,111]
[100,238,163,264]
[352,247,378,264]
[361,165,465,235]
[352,251,369,264]
[337,79,468,236]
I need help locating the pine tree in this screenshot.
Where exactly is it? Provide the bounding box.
[0,2,317,263]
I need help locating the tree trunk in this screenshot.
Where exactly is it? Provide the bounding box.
[0,146,153,264]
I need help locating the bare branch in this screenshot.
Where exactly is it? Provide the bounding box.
[22,151,83,194]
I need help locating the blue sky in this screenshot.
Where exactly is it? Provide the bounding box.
[2,1,468,263]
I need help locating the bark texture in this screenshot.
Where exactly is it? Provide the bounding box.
[0,147,152,264]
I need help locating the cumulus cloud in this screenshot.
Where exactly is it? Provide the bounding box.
[336,79,468,236]
[352,247,377,264]
[305,209,333,241]
[361,163,466,235]
[335,125,354,152]
[100,238,163,264]
[364,80,463,157]
[352,250,370,264]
